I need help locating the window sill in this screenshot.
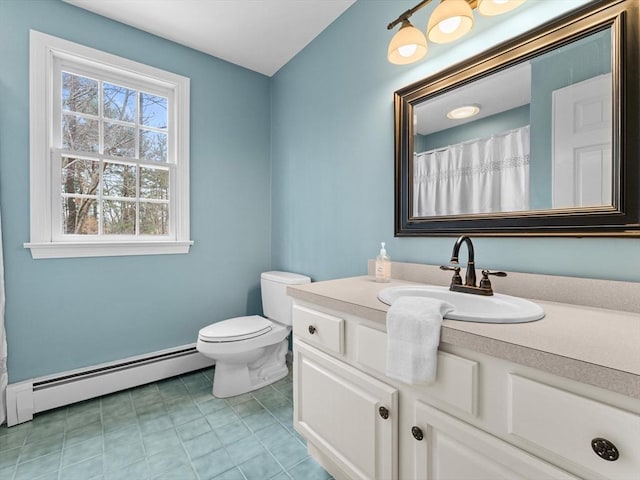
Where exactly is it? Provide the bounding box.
[24,240,194,259]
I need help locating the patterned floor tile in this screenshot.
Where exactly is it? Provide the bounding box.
[225,436,267,465]
[287,457,332,480]
[238,451,284,480]
[190,447,234,480]
[182,430,222,460]
[1,365,331,480]
[176,417,212,441]
[61,436,103,467]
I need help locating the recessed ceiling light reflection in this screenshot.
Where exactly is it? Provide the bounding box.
[447,104,481,120]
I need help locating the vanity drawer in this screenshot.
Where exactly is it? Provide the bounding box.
[293,305,344,355]
[509,374,640,480]
[356,324,478,416]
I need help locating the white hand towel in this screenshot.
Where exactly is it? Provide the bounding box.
[385,296,455,384]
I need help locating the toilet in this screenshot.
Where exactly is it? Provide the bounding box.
[196,271,310,398]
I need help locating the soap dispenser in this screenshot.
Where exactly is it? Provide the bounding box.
[375,242,391,283]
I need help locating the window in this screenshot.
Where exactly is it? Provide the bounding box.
[26,31,192,258]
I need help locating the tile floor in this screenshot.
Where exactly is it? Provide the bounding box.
[0,367,332,480]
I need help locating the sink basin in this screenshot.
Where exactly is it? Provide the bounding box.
[378,285,544,323]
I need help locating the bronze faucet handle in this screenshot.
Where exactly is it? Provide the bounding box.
[479,270,507,292]
[481,270,507,278]
[440,265,462,285]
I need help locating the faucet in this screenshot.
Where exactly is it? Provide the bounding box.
[440,235,506,296]
[451,235,476,287]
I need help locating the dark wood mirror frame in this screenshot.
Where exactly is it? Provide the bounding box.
[394,0,639,237]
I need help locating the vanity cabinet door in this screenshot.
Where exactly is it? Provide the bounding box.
[508,375,640,480]
[413,401,578,480]
[293,339,398,480]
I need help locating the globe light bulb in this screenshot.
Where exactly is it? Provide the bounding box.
[387,19,428,65]
[398,44,418,58]
[477,0,526,16]
[427,0,474,44]
[438,16,462,35]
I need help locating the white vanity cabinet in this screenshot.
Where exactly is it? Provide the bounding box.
[292,306,398,480]
[413,401,579,480]
[291,299,640,480]
[294,341,398,480]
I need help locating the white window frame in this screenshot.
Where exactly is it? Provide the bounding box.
[26,30,192,259]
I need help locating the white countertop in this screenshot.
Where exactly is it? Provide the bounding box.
[288,275,640,399]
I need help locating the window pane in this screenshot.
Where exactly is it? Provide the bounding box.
[104,122,136,158]
[63,197,98,235]
[140,166,169,199]
[62,72,98,115]
[62,115,99,152]
[103,200,136,234]
[104,162,137,198]
[103,82,136,123]
[140,129,167,162]
[140,202,168,235]
[61,157,100,195]
[140,92,167,129]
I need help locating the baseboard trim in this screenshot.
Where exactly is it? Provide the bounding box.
[6,344,214,426]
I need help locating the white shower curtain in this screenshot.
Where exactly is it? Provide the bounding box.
[0,211,6,425]
[413,125,530,217]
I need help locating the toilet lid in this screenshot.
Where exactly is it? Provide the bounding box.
[198,315,272,342]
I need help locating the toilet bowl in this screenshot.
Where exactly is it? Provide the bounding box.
[197,271,310,398]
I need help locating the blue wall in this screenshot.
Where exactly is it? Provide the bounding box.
[271,0,640,283]
[0,0,272,382]
[1,0,638,385]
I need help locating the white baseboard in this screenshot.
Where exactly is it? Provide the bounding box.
[6,344,214,426]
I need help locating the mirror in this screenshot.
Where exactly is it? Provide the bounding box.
[394,0,639,236]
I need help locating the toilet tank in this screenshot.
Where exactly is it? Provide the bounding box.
[261,271,311,326]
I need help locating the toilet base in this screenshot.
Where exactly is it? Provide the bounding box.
[212,339,289,398]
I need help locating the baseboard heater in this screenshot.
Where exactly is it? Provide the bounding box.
[6,344,214,426]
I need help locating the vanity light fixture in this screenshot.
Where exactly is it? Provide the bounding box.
[447,104,481,119]
[388,19,428,65]
[427,0,475,44]
[387,0,526,65]
[477,0,526,16]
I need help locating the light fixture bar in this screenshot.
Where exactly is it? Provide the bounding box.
[387,0,522,65]
[387,0,478,30]
[387,0,433,31]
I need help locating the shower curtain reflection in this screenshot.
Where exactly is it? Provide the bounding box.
[413,126,530,217]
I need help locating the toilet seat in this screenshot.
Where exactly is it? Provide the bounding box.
[198,315,272,343]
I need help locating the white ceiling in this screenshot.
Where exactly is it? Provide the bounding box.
[64,0,356,77]
[414,62,532,135]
